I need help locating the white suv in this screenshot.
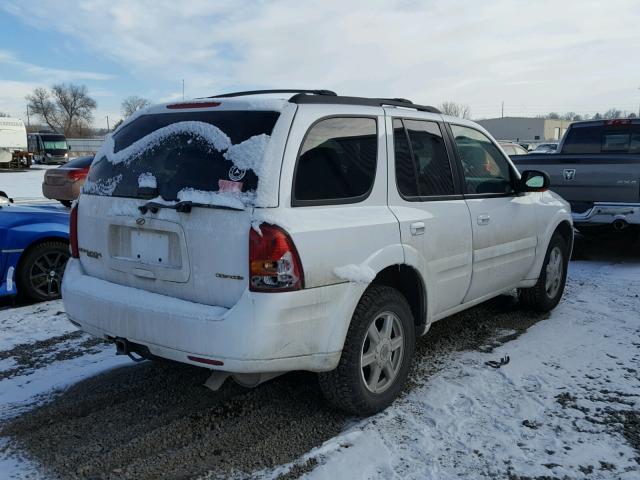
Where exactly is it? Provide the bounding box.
[62,90,573,414]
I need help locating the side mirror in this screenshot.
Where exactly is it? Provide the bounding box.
[519,170,550,192]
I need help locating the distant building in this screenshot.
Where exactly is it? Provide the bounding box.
[476,117,573,143]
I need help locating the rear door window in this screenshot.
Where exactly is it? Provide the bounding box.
[393,119,455,198]
[85,110,280,204]
[450,124,514,195]
[293,117,377,205]
[563,122,639,154]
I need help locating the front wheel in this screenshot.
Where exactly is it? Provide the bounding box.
[319,285,415,415]
[518,232,568,312]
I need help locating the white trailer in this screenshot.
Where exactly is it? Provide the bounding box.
[0,117,31,169]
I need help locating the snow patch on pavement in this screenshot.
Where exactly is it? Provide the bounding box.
[0,301,71,351]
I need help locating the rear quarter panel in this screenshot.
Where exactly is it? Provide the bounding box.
[269,104,404,289]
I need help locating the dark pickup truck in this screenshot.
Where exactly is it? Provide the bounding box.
[512,119,640,232]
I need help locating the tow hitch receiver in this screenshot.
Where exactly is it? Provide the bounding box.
[114,337,146,363]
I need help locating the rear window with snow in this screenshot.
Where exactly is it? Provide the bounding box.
[84,110,280,205]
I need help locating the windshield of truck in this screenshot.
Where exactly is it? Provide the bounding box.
[41,136,68,150]
[562,122,640,154]
[84,110,280,207]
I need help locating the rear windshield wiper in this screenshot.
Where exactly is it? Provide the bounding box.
[138,200,243,214]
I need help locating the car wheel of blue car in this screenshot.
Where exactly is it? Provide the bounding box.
[16,240,70,302]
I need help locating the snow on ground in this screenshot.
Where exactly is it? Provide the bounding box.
[0,165,58,202]
[0,301,72,351]
[0,255,638,479]
[266,260,640,480]
[0,301,129,425]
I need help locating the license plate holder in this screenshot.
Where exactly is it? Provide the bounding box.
[131,230,170,265]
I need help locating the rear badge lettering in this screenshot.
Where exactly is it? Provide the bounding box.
[229,166,246,181]
[79,247,102,259]
[216,273,244,281]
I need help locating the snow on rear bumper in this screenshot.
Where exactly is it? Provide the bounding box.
[62,259,363,373]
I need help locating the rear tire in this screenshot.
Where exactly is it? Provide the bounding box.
[518,232,568,312]
[16,240,70,302]
[319,285,415,415]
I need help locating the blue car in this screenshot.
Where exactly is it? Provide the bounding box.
[0,191,70,301]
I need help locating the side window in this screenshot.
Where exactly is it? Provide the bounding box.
[393,119,455,198]
[404,120,455,196]
[602,132,630,152]
[293,117,377,204]
[393,119,418,197]
[450,124,514,195]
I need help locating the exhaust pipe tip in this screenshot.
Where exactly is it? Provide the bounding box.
[613,219,628,231]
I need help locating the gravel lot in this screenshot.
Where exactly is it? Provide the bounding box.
[0,231,638,479]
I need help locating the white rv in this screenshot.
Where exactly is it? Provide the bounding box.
[0,117,31,168]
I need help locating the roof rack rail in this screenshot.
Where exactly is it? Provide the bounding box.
[289,94,441,114]
[206,89,337,99]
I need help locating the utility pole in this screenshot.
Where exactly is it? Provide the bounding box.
[26,105,30,128]
[501,101,504,118]
[182,79,185,100]
[106,115,110,131]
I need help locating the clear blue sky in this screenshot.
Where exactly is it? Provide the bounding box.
[1,0,640,128]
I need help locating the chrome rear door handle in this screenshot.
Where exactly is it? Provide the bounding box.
[477,214,490,226]
[410,222,425,235]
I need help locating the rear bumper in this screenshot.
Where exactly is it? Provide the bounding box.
[42,181,80,201]
[41,156,68,165]
[572,202,640,226]
[62,259,364,373]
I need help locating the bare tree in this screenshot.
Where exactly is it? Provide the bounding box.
[26,83,97,136]
[546,112,560,120]
[603,108,622,119]
[121,95,151,118]
[0,111,10,117]
[439,101,471,119]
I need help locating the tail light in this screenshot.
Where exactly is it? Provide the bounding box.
[249,224,304,292]
[67,167,90,181]
[70,204,79,258]
[604,119,630,126]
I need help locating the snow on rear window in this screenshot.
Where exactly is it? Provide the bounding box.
[223,134,270,177]
[138,172,157,188]
[103,121,232,166]
[84,110,280,209]
[83,174,123,196]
